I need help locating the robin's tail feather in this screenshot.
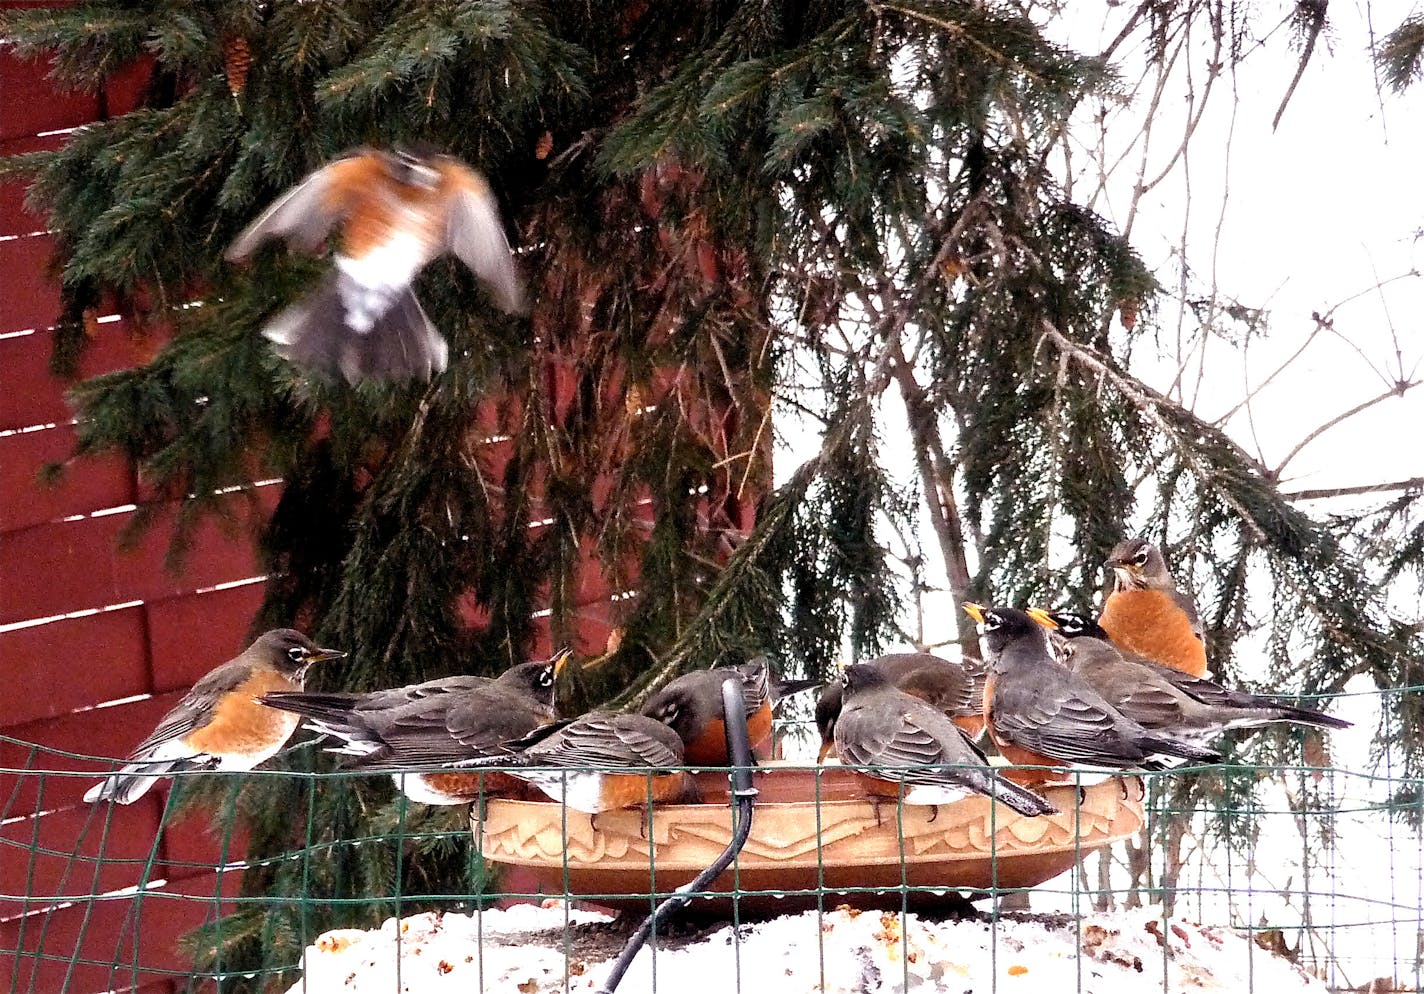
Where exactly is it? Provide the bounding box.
[1256,701,1352,730]
[974,771,1058,818]
[85,757,212,805]
[257,691,384,755]
[770,677,823,700]
[258,690,363,726]
[1142,734,1222,765]
[262,274,447,383]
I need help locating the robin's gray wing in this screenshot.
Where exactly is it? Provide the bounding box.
[991,670,1157,766]
[443,689,547,752]
[355,675,492,712]
[734,659,771,717]
[127,659,254,759]
[836,696,1052,815]
[1171,589,1205,643]
[527,714,682,770]
[834,702,943,775]
[225,153,368,261]
[348,689,540,767]
[439,160,525,314]
[1071,654,1200,731]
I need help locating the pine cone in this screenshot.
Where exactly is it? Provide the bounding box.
[82,306,101,340]
[224,35,252,97]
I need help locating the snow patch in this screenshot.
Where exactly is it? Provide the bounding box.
[284,902,1327,993]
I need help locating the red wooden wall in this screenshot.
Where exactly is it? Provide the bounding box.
[0,37,274,994]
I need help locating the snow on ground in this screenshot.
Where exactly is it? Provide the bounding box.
[285,900,1327,993]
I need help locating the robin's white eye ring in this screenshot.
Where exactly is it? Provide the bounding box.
[1132,549,1149,566]
[288,646,305,661]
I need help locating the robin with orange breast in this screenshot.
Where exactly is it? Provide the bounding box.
[831,663,1056,818]
[964,605,1220,784]
[1026,609,1351,742]
[258,649,570,805]
[815,651,985,763]
[455,711,694,818]
[641,656,816,765]
[1097,538,1209,677]
[85,629,346,804]
[226,147,525,382]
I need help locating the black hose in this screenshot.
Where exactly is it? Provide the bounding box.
[597,676,759,993]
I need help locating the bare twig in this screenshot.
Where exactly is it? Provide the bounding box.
[1273,379,1420,478]
[1282,478,1424,501]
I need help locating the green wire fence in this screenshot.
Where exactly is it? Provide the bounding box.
[1,686,1419,994]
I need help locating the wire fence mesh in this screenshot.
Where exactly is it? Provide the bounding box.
[1,686,1419,994]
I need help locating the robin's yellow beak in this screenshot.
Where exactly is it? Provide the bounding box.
[962,603,986,623]
[304,647,347,664]
[816,740,835,764]
[550,645,573,677]
[1025,607,1059,630]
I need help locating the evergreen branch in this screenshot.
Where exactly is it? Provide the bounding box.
[1376,13,1424,93]
[1039,321,1272,533]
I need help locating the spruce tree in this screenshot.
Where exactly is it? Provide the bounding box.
[4,0,1421,985]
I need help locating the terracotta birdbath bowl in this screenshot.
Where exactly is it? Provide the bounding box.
[474,761,1144,916]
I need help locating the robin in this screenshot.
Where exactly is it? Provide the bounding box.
[831,663,1056,818]
[258,649,570,805]
[815,652,985,763]
[455,711,694,816]
[1027,609,1351,741]
[964,604,1220,784]
[226,147,524,383]
[1098,538,1209,677]
[85,629,346,804]
[641,656,812,765]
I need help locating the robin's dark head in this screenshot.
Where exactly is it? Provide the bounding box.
[814,681,844,762]
[252,629,347,678]
[494,647,570,709]
[641,682,696,741]
[1106,538,1170,591]
[839,662,894,699]
[1026,608,1108,641]
[962,605,1049,663]
[386,147,441,190]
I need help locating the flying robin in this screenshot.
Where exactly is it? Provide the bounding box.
[85,629,346,805]
[226,147,524,383]
[455,711,694,816]
[1098,538,1209,677]
[258,649,569,805]
[641,656,811,765]
[831,663,1056,818]
[1027,609,1351,741]
[815,652,986,763]
[964,604,1220,784]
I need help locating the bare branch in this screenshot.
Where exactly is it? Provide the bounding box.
[1282,478,1424,501]
[1272,2,1327,132]
[1274,379,1420,478]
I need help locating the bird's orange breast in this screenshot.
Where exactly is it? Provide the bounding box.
[682,717,729,766]
[596,771,693,812]
[418,771,527,801]
[323,156,447,259]
[1099,589,1207,677]
[185,669,301,757]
